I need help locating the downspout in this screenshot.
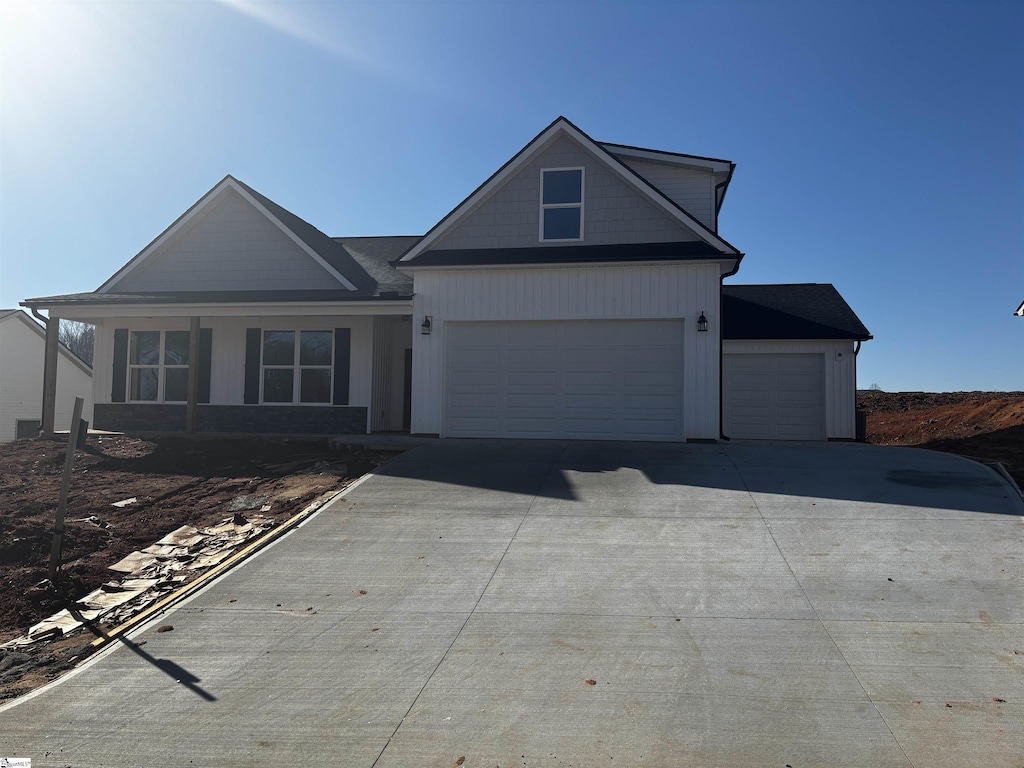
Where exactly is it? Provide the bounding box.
[718,256,743,441]
[31,307,51,434]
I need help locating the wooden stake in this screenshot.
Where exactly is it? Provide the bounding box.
[48,396,85,582]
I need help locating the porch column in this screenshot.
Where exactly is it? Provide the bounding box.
[185,316,200,434]
[41,314,60,436]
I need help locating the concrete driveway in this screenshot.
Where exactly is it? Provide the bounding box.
[2,440,1022,767]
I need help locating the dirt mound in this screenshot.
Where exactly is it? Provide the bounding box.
[857,391,1024,487]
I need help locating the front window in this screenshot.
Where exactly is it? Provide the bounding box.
[261,330,333,404]
[540,167,584,241]
[128,330,189,402]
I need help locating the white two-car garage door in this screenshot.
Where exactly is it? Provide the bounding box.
[445,320,683,441]
[723,353,825,440]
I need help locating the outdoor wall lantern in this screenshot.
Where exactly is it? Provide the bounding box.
[421,315,433,335]
[697,311,708,332]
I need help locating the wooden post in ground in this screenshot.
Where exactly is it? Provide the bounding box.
[48,396,84,582]
[41,316,60,436]
[185,316,200,434]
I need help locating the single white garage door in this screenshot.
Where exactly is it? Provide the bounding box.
[445,320,683,441]
[723,354,825,440]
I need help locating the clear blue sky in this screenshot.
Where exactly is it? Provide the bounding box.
[1,0,1021,391]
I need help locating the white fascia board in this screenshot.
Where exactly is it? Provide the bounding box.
[601,144,733,174]
[401,119,738,262]
[99,178,357,293]
[29,300,413,321]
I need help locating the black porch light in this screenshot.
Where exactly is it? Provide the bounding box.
[421,315,432,335]
[697,311,708,332]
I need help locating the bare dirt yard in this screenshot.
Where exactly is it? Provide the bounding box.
[0,435,396,699]
[858,390,1024,488]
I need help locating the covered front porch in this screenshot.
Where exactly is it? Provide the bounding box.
[29,297,414,438]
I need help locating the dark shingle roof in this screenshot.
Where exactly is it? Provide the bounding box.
[723,284,871,341]
[333,236,418,295]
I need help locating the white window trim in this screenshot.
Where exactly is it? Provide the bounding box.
[259,330,334,406]
[127,330,190,404]
[539,166,585,242]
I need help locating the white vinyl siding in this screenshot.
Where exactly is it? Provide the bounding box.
[0,313,93,442]
[411,262,721,440]
[723,340,858,440]
[446,320,683,441]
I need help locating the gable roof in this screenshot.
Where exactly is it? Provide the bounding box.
[22,235,419,309]
[98,176,367,293]
[0,309,93,374]
[722,284,872,341]
[398,116,742,264]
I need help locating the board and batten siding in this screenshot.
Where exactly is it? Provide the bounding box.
[411,263,721,440]
[433,135,700,251]
[722,340,858,439]
[111,188,340,293]
[615,159,716,231]
[0,313,93,441]
[93,315,374,410]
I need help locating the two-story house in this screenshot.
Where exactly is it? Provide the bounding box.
[22,117,870,442]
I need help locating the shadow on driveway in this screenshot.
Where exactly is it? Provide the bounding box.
[370,439,1022,516]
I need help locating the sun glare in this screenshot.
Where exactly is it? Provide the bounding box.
[212,0,370,66]
[0,0,107,136]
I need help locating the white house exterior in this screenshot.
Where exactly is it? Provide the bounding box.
[0,309,93,441]
[22,117,870,442]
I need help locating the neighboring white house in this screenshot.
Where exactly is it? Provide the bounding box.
[22,117,870,441]
[0,309,93,441]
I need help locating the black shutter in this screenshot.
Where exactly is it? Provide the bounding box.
[333,328,351,405]
[244,328,261,404]
[111,328,128,403]
[197,328,213,404]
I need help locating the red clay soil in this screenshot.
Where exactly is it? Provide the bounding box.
[0,435,393,645]
[857,391,1024,488]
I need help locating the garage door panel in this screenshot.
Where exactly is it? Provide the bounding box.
[507,347,559,366]
[446,320,683,441]
[724,354,824,441]
[505,325,558,345]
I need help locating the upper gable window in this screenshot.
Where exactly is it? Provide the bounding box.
[540,168,584,241]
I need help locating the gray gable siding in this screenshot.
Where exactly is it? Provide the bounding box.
[113,188,343,292]
[432,135,699,251]
[616,159,715,230]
